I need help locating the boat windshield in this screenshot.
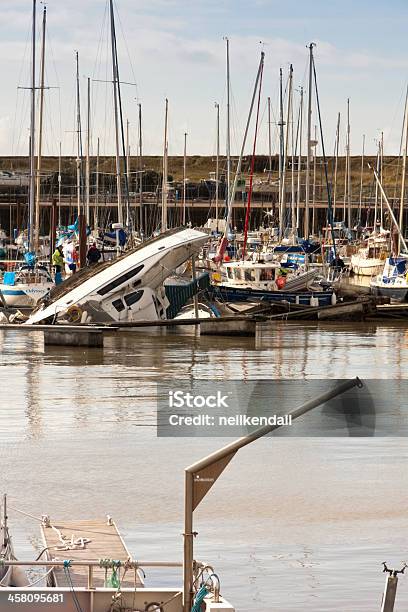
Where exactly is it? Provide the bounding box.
[260,268,274,281]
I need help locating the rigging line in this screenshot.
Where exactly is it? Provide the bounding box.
[114,0,140,102]
[46,28,62,142]
[92,0,109,80]
[242,56,264,258]
[312,53,337,258]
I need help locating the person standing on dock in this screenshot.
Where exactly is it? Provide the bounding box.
[52,244,64,285]
[86,242,101,265]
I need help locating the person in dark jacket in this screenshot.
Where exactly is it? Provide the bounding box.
[86,243,101,265]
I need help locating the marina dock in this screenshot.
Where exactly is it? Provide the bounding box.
[41,518,143,589]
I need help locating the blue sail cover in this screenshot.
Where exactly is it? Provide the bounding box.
[104,229,127,246]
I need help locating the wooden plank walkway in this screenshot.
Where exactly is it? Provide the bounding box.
[41,518,143,589]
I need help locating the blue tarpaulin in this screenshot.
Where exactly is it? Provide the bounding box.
[3,272,16,286]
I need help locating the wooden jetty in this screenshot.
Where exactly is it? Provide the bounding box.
[41,517,143,589]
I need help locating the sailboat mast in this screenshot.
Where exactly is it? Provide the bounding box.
[225,37,231,211]
[304,43,314,240]
[380,130,384,229]
[278,68,284,234]
[138,103,143,235]
[109,0,123,226]
[161,98,169,232]
[280,64,293,237]
[215,102,220,229]
[126,119,131,218]
[75,51,83,217]
[291,88,296,235]
[34,5,46,254]
[312,125,317,235]
[214,51,265,262]
[296,86,303,230]
[399,92,408,253]
[85,77,91,223]
[267,96,272,180]
[95,137,100,229]
[358,134,365,225]
[58,141,61,226]
[347,98,351,228]
[28,0,36,253]
[374,142,380,233]
[183,132,187,225]
[333,112,340,218]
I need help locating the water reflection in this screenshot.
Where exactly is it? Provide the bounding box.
[0,323,407,610]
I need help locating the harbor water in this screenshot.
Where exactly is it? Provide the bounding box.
[1,322,408,610]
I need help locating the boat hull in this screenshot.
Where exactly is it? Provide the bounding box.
[351,256,384,277]
[0,283,53,308]
[370,283,408,303]
[211,285,334,306]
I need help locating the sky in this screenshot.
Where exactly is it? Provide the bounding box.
[1,0,408,158]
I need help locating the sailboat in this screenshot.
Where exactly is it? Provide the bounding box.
[0,1,53,308]
[370,99,408,302]
[25,227,208,325]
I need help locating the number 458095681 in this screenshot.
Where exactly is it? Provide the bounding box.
[7,593,64,604]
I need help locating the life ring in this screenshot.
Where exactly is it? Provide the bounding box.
[65,304,83,324]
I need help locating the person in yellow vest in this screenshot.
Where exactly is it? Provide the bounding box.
[52,244,64,285]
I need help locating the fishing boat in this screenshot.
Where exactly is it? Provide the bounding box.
[370,256,408,302]
[211,258,334,306]
[26,227,209,325]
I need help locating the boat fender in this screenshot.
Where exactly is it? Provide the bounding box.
[331,293,337,306]
[80,310,88,325]
[276,276,286,290]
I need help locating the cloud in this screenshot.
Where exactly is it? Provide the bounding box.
[0,1,406,156]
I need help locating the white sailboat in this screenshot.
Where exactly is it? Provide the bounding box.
[350,232,389,276]
[0,1,53,308]
[26,227,208,325]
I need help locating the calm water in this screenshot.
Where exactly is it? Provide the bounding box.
[1,322,408,611]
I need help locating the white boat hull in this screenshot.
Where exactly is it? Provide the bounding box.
[26,228,209,325]
[0,282,53,308]
[351,256,384,277]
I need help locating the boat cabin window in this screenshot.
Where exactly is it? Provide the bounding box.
[97,265,144,296]
[244,269,255,281]
[226,268,234,280]
[124,289,144,307]
[112,298,125,312]
[260,268,274,281]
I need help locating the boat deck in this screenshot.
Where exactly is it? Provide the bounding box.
[41,518,143,589]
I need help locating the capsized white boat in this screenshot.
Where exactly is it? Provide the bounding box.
[26,227,209,325]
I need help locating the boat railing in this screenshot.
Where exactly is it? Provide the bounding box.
[0,559,182,590]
